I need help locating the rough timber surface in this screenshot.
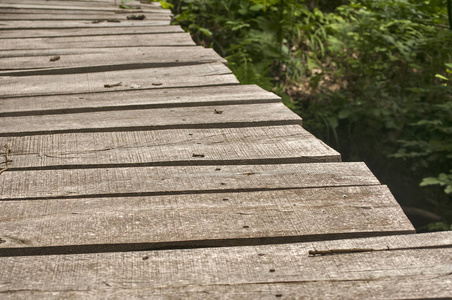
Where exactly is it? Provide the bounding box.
[0,232,450,299]
[0,33,195,51]
[0,7,171,15]
[0,13,171,20]
[0,19,171,29]
[0,162,379,200]
[0,0,429,298]
[0,26,183,39]
[0,85,280,116]
[0,47,226,75]
[0,125,340,169]
[0,63,238,98]
[0,186,413,255]
[0,103,302,136]
[0,1,160,10]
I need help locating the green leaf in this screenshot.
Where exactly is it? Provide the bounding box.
[198,28,213,37]
[436,74,449,80]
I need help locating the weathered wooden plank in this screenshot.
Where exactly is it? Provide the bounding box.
[0,103,301,136]
[0,33,195,51]
[0,47,226,76]
[0,13,171,21]
[0,20,171,29]
[0,85,280,116]
[1,232,450,299]
[0,162,380,200]
[0,63,238,98]
[0,125,340,169]
[0,8,170,15]
[0,45,211,58]
[0,185,414,255]
[0,26,183,39]
[0,2,160,11]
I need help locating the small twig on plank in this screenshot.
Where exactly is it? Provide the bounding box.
[104,82,122,88]
[49,55,60,62]
[309,248,378,257]
[0,145,11,175]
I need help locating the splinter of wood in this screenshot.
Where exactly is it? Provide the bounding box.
[49,56,60,62]
[0,145,10,175]
[104,82,122,88]
[308,248,378,257]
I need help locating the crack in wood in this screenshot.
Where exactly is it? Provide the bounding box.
[0,145,11,175]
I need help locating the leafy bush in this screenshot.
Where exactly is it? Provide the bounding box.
[164,0,452,230]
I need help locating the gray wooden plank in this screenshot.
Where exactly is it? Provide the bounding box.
[0,33,195,51]
[0,2,160,11]
[0,26,183,39]
[0,185,414,255]
[0,85,280,116]
[0,13,171,21]
[0,20,171,29]
[0,162,380,200]
[0,125,341,169]
[1,232,450,299]
[0,45,210,58]
[0,103,301,136]
[0,46,226,76]
[0,8,170,15]
[0,63,238,98]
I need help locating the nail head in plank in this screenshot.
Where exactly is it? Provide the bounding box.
[0,162,380,200]
[0,232,450,298]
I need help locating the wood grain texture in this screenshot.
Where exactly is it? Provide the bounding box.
[0,85,280,116]
[0,185,414,254]
[0,26,183,39]
[0,63,238,98]
[0,33,195,51]
[0,8,170,15]
[0,162,379,200]
[0,103,302,136]
[0,125,340,169]
[0,6,170,14]
[1,232,450,299]
[0,13,171,21]
[0,20,171,29]
[0,2,160,11]
[0,47,226,76]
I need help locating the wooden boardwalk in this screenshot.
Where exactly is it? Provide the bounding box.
[0,1,450,298]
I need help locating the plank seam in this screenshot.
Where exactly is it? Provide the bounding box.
[0,230,417,257]
[0,120,303,137]
[0,184,382,201]
[0,82,240,99]
[0,99,282,117]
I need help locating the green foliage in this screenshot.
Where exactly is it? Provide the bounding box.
[168,0,452,230]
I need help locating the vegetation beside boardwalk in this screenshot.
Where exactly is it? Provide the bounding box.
[151,0,452,231]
